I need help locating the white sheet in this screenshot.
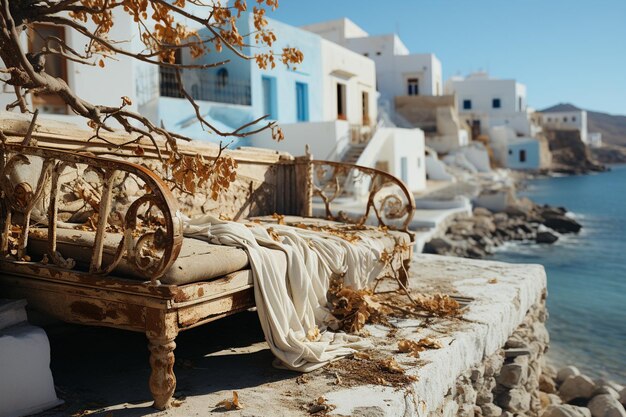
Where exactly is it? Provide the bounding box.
[182,215,386,372]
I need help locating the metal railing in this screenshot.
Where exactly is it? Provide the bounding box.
[159,67,251,106]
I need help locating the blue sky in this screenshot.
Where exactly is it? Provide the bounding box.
[271,0,626,115]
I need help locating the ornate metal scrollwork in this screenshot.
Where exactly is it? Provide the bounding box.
[310,160,416,233]
[0,144,183,284]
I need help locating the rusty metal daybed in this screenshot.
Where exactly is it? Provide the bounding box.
[0,117,415,409]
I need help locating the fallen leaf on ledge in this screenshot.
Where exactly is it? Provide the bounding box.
[215,391,242,411]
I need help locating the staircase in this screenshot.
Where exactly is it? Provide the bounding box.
[341,143,368,164]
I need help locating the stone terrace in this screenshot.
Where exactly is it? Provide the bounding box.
[35,255,547,417]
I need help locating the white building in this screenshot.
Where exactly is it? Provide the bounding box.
[445,72,540,139]
[302,18,467,157]
[0,9,141,121]
[540,105,588,144]
[302,18,443,105]
[252,29,427,192]
[251,32,378,161]
[588,132,602,148]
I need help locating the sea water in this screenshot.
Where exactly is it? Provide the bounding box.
[491,165,626,382]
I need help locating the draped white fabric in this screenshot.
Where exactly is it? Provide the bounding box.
[182,215,386,372]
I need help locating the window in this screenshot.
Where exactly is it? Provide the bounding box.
[563,117,568,122]
[492,98,501,109]
[160,48,183,98]
[572,116,576,122]
[376,51,382,56]
[463,99,472,110]
[519,149,527,163]
[336,83,347,120]
[518,96,523,111]
[216,68,228,88]
[407,78,419,96]
[363,53,369,57]
[262,76,277,120]
[295,82,309,122]
[400,157,408,183]
[508,149,513,155]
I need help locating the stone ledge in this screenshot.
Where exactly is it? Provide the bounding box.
[34,254,547,417]
[326,255,547,417]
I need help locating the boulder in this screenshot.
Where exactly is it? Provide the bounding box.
[533,322,551,345]
[557,366,581,384]
[493,212,509,223]
[423,237,455,254]
[540,374,558,393]
[543,216,582,233]
[497,363,527,388]
[505,205,529,218]
[588,394,626,417]
[484,354,504,378]
[474,207,493,217]
[594,379,624,395]
[541,392,553,408]
[539,206,567,218]
[474,216,497,233]
[560,375,596,403]
[536,231,559,244]
[544,364,559,380]
[593,386,621,401]
[549,394,565,406]
[477,390,494,406]
[497,388,531,412]
[542,405,592,417]
[505,335,527,349]
[480,403,502,417]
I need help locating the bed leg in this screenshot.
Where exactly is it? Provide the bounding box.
[148,336,176,410]
[147,334,177,410]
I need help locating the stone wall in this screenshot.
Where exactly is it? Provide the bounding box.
[430,297,550,417]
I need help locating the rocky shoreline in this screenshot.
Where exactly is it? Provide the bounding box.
[539,365,626,417]
[423,199,582,259]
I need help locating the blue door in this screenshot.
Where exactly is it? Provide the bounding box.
[262,76,277,120]
[296,82,309,122]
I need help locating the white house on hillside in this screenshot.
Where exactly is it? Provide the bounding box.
[302,18,443,102]
[302,18,467,156]
[0,12,427,192]
[445,72,539,139]
[253,20,427,192]
[446,72,550,170]
[539,104,594,144]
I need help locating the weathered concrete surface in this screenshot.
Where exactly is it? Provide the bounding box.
[33,255,546,417]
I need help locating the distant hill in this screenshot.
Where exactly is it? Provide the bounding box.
[540,103,626,147]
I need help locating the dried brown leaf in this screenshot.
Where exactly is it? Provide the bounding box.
[377,357,404,374]
[215,391,242,411]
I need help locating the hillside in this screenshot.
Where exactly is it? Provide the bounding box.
[587,110,626,147]
[540,103,626,147]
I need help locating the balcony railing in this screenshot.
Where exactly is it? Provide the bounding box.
[159,67,251,106]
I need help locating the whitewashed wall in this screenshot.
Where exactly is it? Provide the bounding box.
[320,39,377,125]
[541,110,588,143]
[250,120,350,160]
[376,127,426,192]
